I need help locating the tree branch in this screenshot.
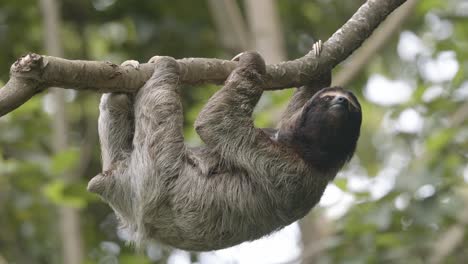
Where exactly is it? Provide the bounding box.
[0,0,407,117]
[333,0,418,87]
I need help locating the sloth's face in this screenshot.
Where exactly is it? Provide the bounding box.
[306,87,361,115]
[300,87,361,133]
[294,87,362,169]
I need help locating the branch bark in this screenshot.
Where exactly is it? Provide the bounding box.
[333,0,418,87]
[0,0,407,117]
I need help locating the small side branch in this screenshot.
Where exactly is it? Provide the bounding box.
[0,54,44,116]
[0,0,407,117]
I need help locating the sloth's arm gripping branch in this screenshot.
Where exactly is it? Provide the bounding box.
[0,0,407,117]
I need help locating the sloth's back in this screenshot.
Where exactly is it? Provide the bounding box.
[146,146,326,251]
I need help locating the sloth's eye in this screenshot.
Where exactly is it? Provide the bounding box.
[323,96,332,101]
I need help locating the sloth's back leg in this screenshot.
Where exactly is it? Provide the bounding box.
[130,56,186,179]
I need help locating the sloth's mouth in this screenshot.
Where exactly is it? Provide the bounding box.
[329,99,361,113]
[329,101,348,111]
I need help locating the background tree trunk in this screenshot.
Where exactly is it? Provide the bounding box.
[207,0,251,53]
[244,0,286,63]
[39,0,84,263]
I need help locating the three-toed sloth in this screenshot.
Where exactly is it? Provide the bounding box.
[88,50,362,251]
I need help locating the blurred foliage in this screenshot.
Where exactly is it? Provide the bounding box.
[0,0,467,263]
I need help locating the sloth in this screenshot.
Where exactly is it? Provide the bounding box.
[88,46,362,251]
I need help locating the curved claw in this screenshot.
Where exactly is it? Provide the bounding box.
[312,40,322,57]
[232,51,266,74]
[147,56,180,76]
[231,52,244,62]
[148,55,169,64]
[121,60,140,69]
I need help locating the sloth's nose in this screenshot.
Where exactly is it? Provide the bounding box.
[332,96,348,106]
[336,96,346,103]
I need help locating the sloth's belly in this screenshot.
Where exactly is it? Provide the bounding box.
[148,171,318,251]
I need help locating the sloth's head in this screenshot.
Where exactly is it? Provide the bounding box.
[278,87,362,171]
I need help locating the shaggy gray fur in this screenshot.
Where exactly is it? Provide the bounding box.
[89,53,350,251]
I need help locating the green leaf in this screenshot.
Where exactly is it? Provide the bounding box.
[376,233,400,247]
[426,128,455,153]
[334,178,348,191]
[119,254,152,264]
[50,147,80,176]
[417,0,445,14]
[42,180,94,208]
[43,180,66,204]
